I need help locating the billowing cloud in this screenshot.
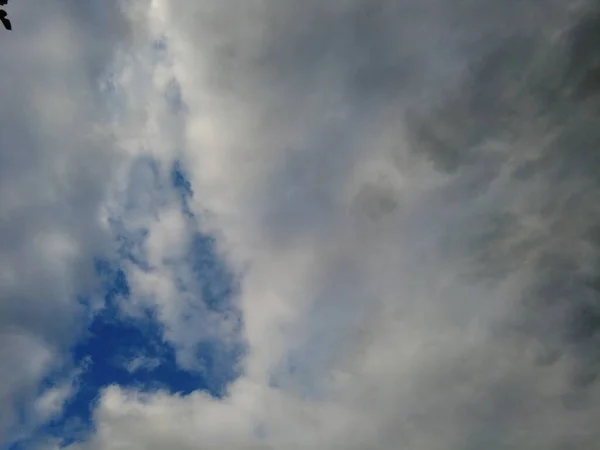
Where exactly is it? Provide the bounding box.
[0,0,134,442]
[4,0,600,449]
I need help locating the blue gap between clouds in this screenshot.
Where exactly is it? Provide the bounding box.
[7,161,243,449]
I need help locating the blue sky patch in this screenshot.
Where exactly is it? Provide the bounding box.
[6,164,244,449]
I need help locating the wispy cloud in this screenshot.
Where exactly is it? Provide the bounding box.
[123,356,162,375]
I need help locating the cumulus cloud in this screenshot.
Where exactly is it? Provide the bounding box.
[0,0,133,441]
[5,0,600,449]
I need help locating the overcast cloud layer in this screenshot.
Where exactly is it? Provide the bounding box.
[3,0,600,449]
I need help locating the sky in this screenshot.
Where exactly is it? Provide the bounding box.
[2,0,600,449]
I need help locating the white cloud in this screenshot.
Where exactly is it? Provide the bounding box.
[5,0,600,449]
[34,376,78,424]
[0,0,134,441]
[123,356,162,374]
[62,0,600,448]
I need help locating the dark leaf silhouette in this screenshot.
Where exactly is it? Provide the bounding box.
[0,10,10,30]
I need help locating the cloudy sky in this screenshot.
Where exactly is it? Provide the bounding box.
[2,0,600,449]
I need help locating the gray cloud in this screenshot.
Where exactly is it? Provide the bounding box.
[94,1,600,448]
[5,0,600,449]
[0,0,132,441]
[168,1,600,448]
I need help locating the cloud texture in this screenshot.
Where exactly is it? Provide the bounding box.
[3,0,600,449]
